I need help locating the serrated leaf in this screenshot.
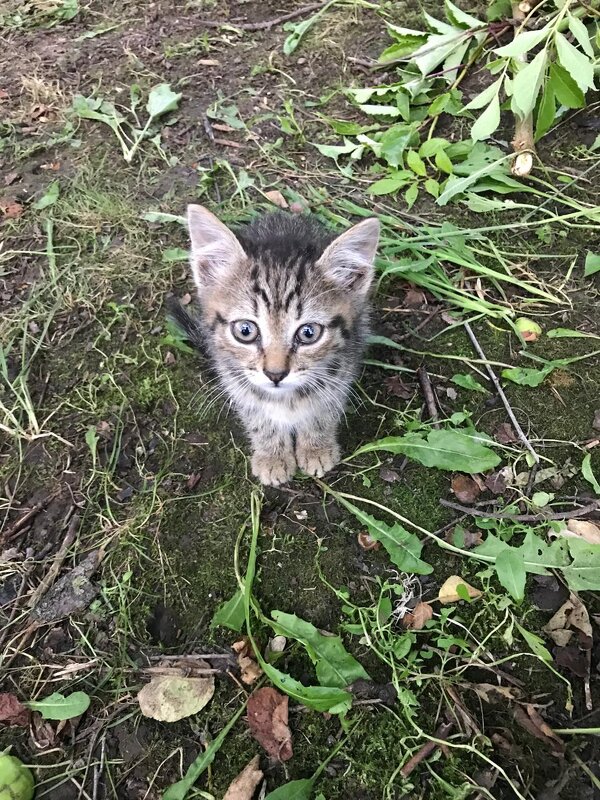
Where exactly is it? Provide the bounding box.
[562,539,600,591]
[353,428,500,474]
[511,49,547,118]
[419,137,449,157]
[501,365,553,387]
[211,589,245,631]
[314,138,359,160]
[494,26,549,58]
[462,77,503,111]
[379,124,417,167]
[584,251,600,277]
[535,84,556,141]
[494,548,526,600]
[270,611,370,688]
[555,31,595,93]
[26,691,90,720]
[581,454,600,495]
[336,497,432,574]
[146,84,181,119]
[424,178,440,197]
[435,148,454,174]
[471,94,500,141]
[451,373,488,393]
[437,153,510,205]
[567,13,594,57]
[413,32,464,76]
[265,779,314,800]
[143,211,186,224]
[368,175,410,196]
[444,0,485,30]
[548,63,585,108]
[547,328,600,339]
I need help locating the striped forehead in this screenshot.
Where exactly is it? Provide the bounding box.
[247,253,317,319]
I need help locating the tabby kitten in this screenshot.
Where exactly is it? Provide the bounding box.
[186,204,379,486]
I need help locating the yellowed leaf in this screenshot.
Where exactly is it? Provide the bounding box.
[223,754,263,800]
[264,189,288,209]
[438,575,482,604]
[137,673,214,722]
[543,593,592,646]
[564,520,600,545]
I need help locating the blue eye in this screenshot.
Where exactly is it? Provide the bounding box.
[232,320,259,343]
[296,323,323,345]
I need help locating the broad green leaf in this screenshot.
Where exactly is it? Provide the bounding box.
[548,63,585,108]
[511,49,547,118]
[535,84,556,141]
[423,10,455,34]
[283,7,328,55]
[437,153,510,205]
[380,27,427,61]
[568,13,594,57]
[368,175,410,196]
[471,94,500,141]
[265,779,314,800]
[451,373,488,393]
[163,703,246,799]
[462,77,502,111]
[33,180,60,210]
[494,26,548,58]
[26,691,90,720]
[270,611,370,688]
[444,0,484,29]
[547,328,600,340]
[434,149,453,174]
[474,531,569,575]
[424,178,440,198]
[406,150,427,176]
[514,622,552,662]
[581,454,600,495]
[494,548,526,601]
[353,429,500,474]
[211,589,245,631]
[419,137,449,157]
[379,124,417,167]
[501,365,553,387]
[584,251,600,277]
[555,31,595,92]
[161,247,188,263]
[414,32,464,76]
[261,661,352,714]
[358,104,401,117]
[464,194,517,212]
[314,138,359,160]
[404,182,419,210]
[146,84,181,119]
[562,539,600,591]
[336,497,432,574]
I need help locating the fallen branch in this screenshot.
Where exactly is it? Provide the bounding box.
[1,490,60,542]
[463,321,540,464]
[27,512,80,608]
[440,497,600,521]
[417,366,440,429]
[201,2,328,31]
[400,721,454,778]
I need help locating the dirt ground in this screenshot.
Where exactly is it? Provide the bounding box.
[1,1,600,798]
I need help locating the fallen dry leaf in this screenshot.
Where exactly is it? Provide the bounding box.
[0,200,24,219]
[543,593,592,648]
[404,287,427,307]
[232,638,263,685]
[357,531,380,551]
[561,519,600,545]
[485,466,512,495]
[0,693,30,726]
[438,575,482,604]
[4,171,19,186]
[470,683,521,704]
[494,422,518,444]
[247,687,292,762]
[223,755,263,800]
[137,667,214,722]
[264,189,288,209]
[379,466,401,483]
[450,474,481,504]
[402,602,433,630]
[444,527,482,549]
[384,375,414,399]
[513,704,565,757]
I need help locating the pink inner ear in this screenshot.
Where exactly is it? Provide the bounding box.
[317,219,379,293]
[187,205,246,287]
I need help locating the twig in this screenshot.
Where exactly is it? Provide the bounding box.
[400,721,454,778]
[1,490,59,542]
[26,512,79,609]
[463,321,540,464]
[524,462,540,498]
[201,2,328,31]
[417,366,440,429]
[439,497,600,521]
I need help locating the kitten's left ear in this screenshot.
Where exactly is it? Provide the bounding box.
[187,204,246,290]
[317,218,380,295]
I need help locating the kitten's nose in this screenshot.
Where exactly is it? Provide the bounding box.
[264,368,289,386]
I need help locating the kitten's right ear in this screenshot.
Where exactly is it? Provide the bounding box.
[187,204,246,289]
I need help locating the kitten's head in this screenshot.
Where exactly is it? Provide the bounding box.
[187,204,379,400]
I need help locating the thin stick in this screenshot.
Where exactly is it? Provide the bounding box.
[27,512,79,608]
[201,2,328,31]
[439,498,599,522]
[400,721,454,778]
[463,321,540,464]
[1,491,59,542]
[417,366,440,428]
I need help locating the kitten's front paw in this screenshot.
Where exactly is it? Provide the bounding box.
[296,441,340,478]
[252,452,296,486]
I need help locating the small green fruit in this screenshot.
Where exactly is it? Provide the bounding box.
[0,754,35,800]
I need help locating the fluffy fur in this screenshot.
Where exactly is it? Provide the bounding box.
[184,205,380,486]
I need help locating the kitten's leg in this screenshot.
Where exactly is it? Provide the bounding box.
[247,423,296,486]
[295,417,340,478]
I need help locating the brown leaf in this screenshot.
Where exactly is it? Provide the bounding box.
[402,602,433,630]
[4,171,19,186]
[562,520,600,545]
[264,189,288,209]
[450,474,481,504]
[0,693,30,726]
[543,593,592,648]
[384,375,414,399]
[513,704,565,757]
[357,531,380,551]
[471,683,521,704]
[554,645,588,678]
[247,687,292,762]
[31,715,56,750]
[444,527,482,549]
[494,422,518,444]
[41,161,61,171]
[404,287,427,307]
[438,575,482,604]
[223,755,264,800]
[485,469,508,495]
[232,638,263,685]
[186,472,202,490]
[0,200,23,219]
[379,466,401,483]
